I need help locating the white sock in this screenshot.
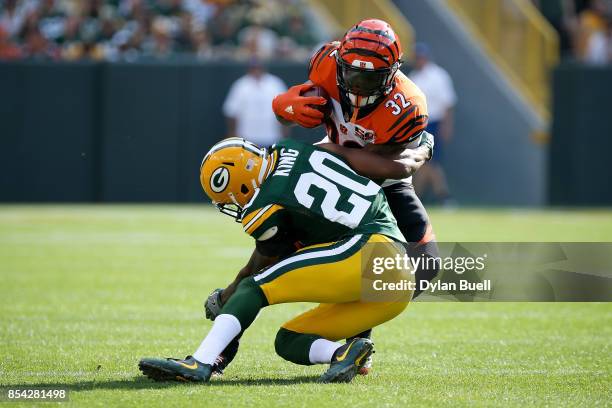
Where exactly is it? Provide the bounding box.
[192,314,242,365]
[309,338,342,364]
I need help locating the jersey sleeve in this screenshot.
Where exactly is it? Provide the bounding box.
[241,205,297,257]
[376,74,429,145]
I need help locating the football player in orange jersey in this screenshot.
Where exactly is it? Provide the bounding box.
[272,19,440,374]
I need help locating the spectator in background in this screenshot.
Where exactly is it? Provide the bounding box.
[409,43,457,206]
[238,19,279,59]
[150,16,173,57]
[584,17,611,63]
[0,0,35,38]
[0,0,321,62]
[192,27,212,59]
[20,10,59,59]
[0,25,22,59]
[577,0,610,63]
[222,58,287,147]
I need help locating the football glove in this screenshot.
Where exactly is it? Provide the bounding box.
[204,288,224,321]
[418,131,435,160]
[272,83,327,128]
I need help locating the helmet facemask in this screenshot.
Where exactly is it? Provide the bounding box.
[336,55,400,107]
[200,138,273,221]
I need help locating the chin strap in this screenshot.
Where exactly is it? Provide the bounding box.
[345,92,385,123]
[350,106,360,123]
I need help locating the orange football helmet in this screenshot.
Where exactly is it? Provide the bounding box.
[200,138,274,219]
[336,19,403,107]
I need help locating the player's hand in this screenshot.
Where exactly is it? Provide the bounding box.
[272,83,327,128]
[204,288,224,321]
[418,131,435,160]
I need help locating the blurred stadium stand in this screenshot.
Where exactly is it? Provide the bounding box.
[445,0,559,122]
[307,0,414,58]
[396,0,548,205]
[1,0,611,205]
[0,0,328,61]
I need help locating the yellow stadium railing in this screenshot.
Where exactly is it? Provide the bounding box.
[445,0,559,123]
[307,0,415,60]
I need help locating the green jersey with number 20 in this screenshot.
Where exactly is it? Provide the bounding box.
[240,139,404,252]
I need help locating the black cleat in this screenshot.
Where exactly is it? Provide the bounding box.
[319,338,374,383]
[139,355,212,382]
[347,331,373,375]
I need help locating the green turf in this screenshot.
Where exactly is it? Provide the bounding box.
[0,206,611,407]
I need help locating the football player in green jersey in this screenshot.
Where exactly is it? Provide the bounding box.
[139,135,433,383]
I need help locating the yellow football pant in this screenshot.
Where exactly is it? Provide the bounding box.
[253,234,413,341]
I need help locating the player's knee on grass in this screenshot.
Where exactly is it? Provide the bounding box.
[221,278,269,329]
[274,327,322,366]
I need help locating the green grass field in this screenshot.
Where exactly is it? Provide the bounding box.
[1,206,611,407]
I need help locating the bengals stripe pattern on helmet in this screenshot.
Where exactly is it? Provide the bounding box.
[339,20,402,68]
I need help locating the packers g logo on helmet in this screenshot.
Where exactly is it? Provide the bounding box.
[210,167,230,193]
[200,138,275,220]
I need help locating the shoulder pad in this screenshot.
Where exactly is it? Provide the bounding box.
[376,73,429,144]
[241,204,284,237]
[308,42,341,100]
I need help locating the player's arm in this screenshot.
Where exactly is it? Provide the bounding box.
[319,132,434,180]
[207,206,296,315]
[205,248,277,320]
[219,248,277,304]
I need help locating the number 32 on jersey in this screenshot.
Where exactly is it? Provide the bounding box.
[385,92,412,116]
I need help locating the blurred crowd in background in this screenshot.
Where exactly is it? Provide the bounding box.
[1,0,611,64]
[534,0,612,64]
[0,0,323,61]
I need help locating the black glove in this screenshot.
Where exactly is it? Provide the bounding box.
[204,288,224,321]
